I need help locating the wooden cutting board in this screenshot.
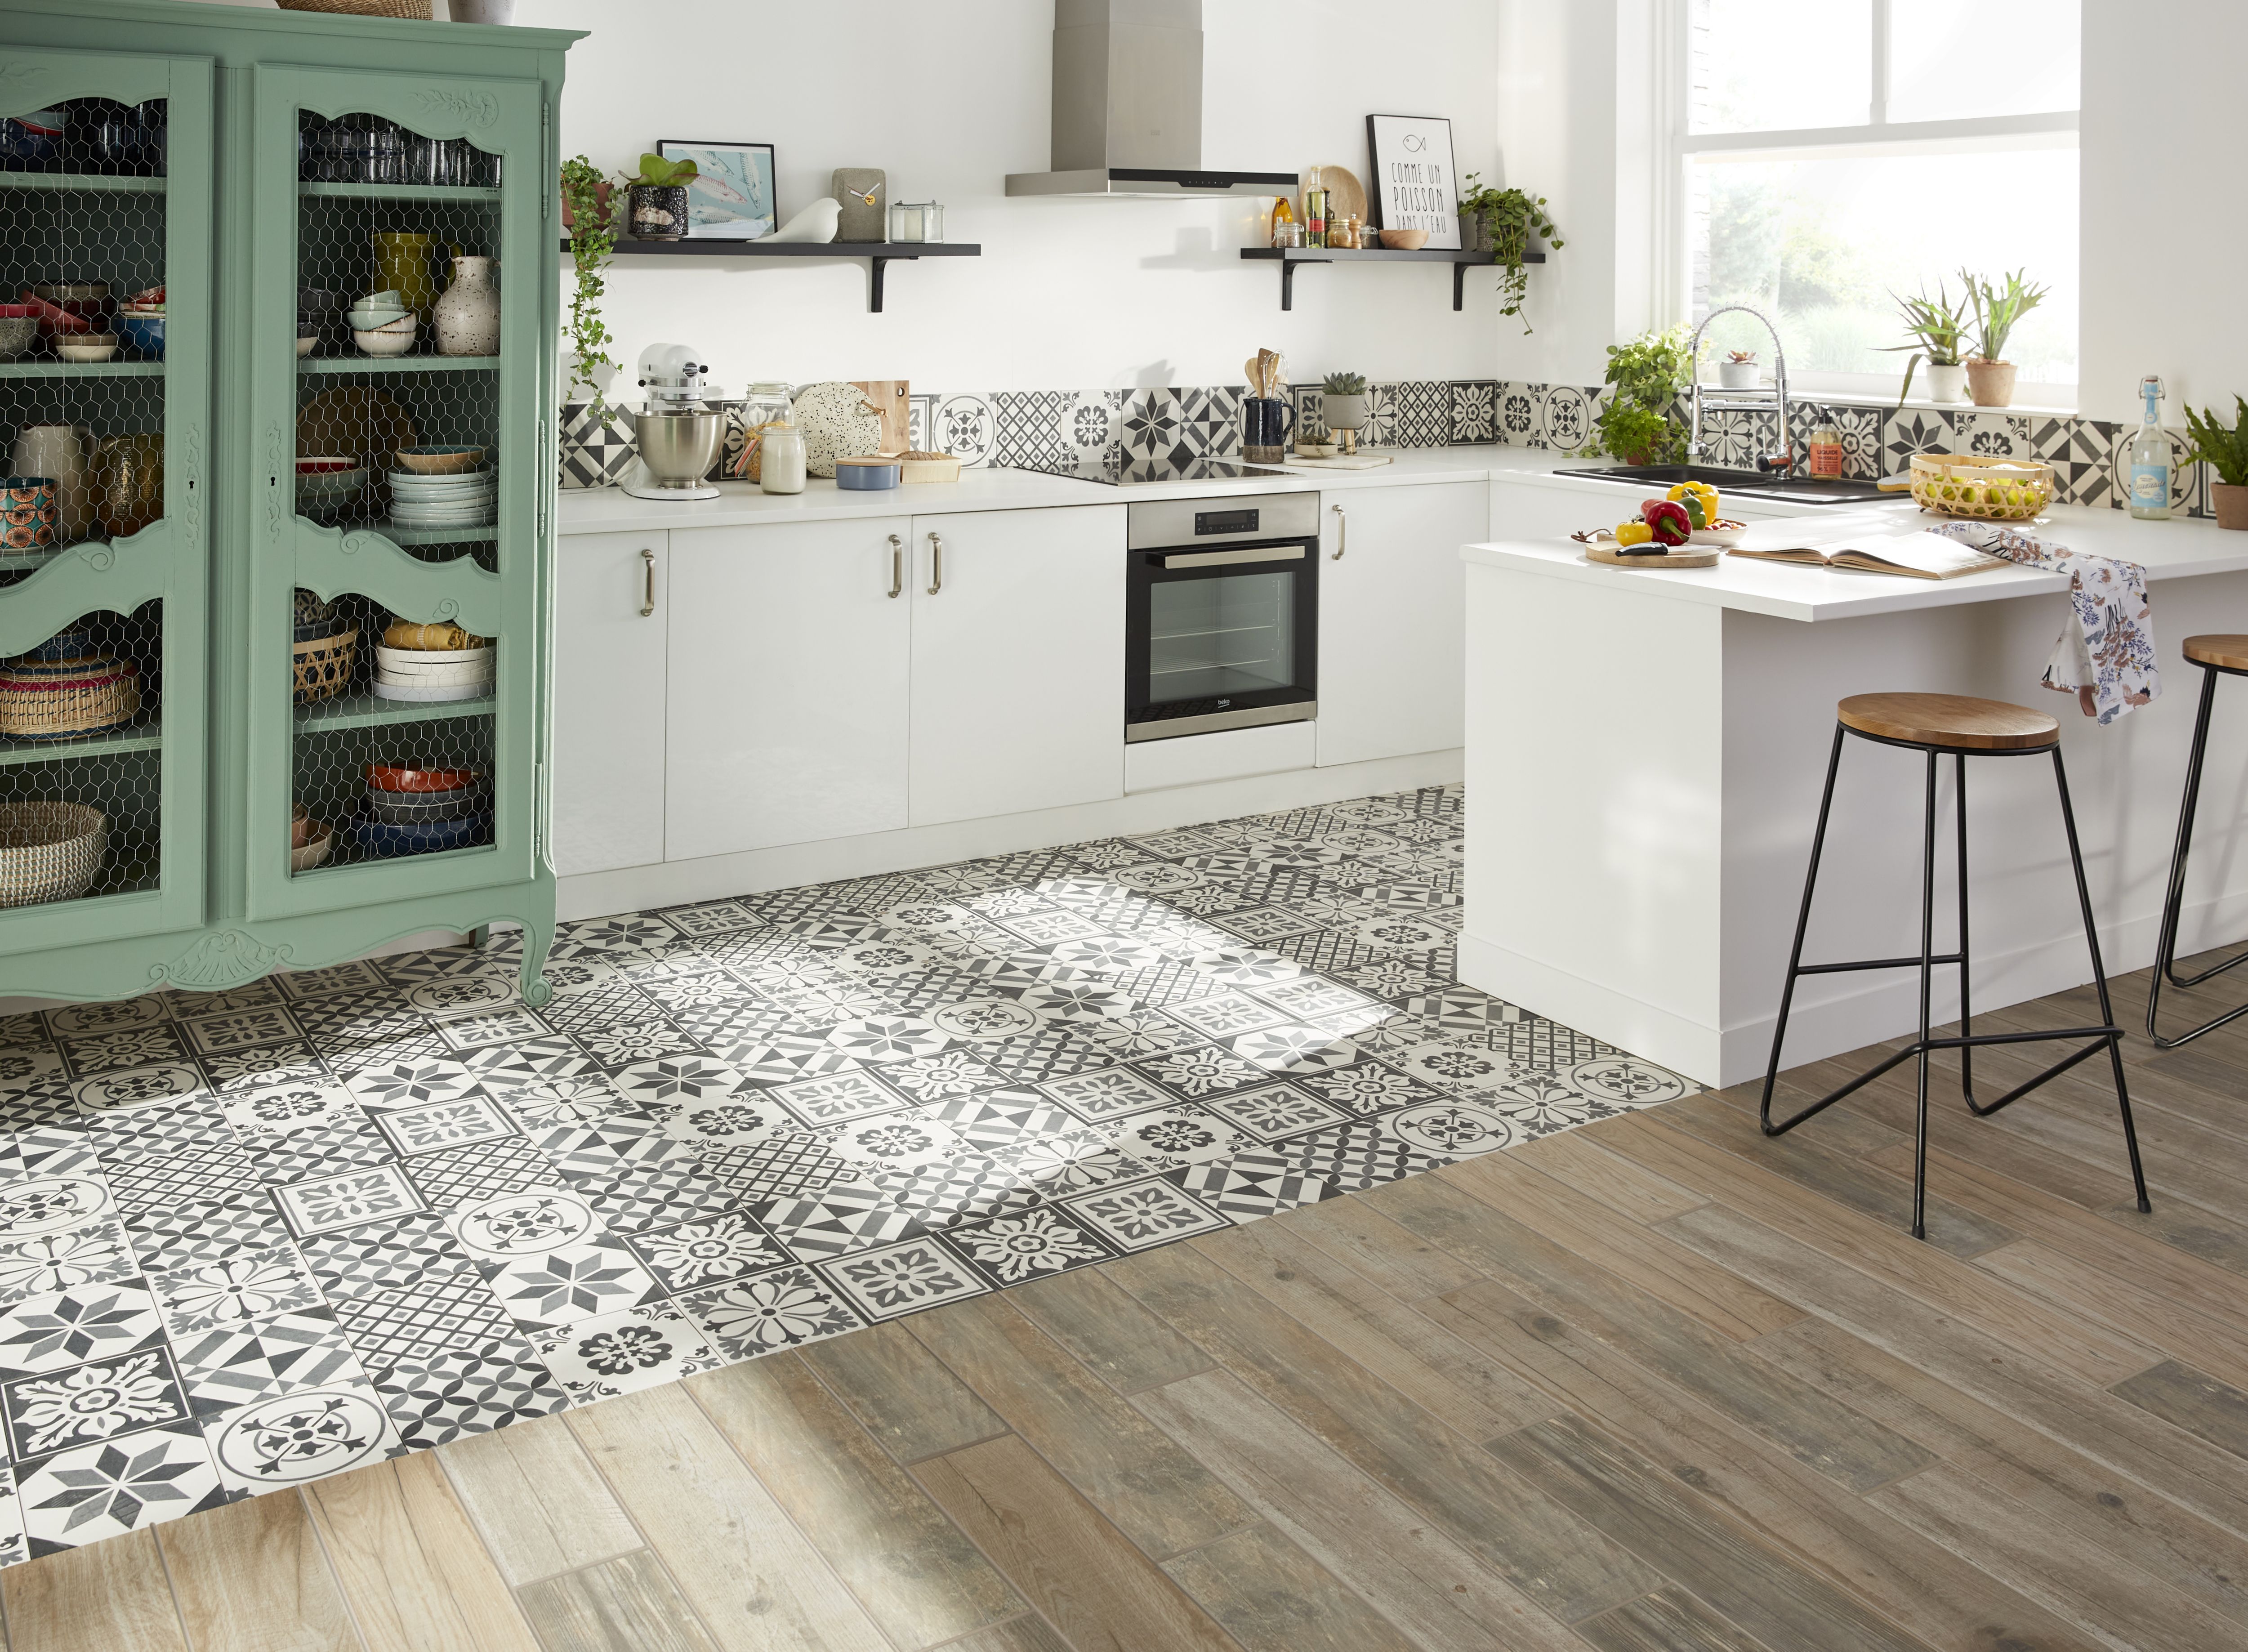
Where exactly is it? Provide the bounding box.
[852,380,910,455]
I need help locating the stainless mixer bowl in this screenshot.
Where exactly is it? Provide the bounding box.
[627,405,724,488]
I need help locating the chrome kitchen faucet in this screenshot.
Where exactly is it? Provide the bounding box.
[1686,304,1792,473]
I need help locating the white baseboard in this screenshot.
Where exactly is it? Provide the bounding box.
[1456,930,1725,1086]
[560,749,1464,923]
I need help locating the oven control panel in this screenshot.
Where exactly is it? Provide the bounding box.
[1126,491,1320,550]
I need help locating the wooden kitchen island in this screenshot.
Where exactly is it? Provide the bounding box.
[1460,476,2248,1088]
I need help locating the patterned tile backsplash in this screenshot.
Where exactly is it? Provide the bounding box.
[897,381,2215,520]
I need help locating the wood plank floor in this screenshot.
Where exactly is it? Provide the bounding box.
[8,956,2248,1652]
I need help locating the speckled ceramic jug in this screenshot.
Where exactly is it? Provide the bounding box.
[434,255,499,357]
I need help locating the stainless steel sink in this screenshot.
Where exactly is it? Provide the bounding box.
[1548,463,1895,506]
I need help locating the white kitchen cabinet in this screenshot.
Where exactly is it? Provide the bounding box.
[908,505,1127,826]
[552,530,669,877]
[665,518,912,860]
[1316,481,1487,767]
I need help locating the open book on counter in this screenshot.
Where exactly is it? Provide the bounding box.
[1726,516,2008,580]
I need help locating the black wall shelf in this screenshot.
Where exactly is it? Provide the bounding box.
[561,238,981,313]
[1240,245,1547,312]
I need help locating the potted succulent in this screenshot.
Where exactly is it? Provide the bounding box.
[1321,371,1368,450]
[1881,280,1971,405]
[1718,349,1759,390]
[1963,267,2046,408]
[619,151,699,241]
[2186,396,2248,530]
[557,155,634,488]
[1591,326,1694,465]
[1456,174,1562,333]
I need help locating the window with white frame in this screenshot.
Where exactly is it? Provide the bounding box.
[1669,0,2080,403]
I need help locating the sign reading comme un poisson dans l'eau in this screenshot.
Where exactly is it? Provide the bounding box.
[1366,114,1461,248]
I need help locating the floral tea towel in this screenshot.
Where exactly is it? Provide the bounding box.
[1932,521,2159,725]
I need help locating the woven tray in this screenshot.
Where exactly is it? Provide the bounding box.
[0,656,140,740]
[1909,453,2053,521]
[0,802,104,907]
[276,0,433,16]
[294,626,359,705]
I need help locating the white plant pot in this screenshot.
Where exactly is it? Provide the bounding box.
[1927,362,1969,404]
[1717,362,1759,390]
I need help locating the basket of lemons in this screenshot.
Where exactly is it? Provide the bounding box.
[1909,453,2052,521]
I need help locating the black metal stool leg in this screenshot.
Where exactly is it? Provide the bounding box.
[2146,663,2248,1048]
[1761,725,1847,1134]
[2048,746,2152,1213]
[1913,748,1940,1240]
[1954,753,1974,1108]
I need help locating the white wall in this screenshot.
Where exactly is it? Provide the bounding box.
[2079,0,2248,422]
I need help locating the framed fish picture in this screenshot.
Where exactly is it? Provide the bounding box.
[1364,115,1460,249]
[658,138,777,239]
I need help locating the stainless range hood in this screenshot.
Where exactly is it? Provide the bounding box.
[1006,0,1293,199]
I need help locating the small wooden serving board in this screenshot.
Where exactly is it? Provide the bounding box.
[1573,532,1720,569]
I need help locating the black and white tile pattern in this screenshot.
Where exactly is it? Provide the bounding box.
[0,785,1689,1565]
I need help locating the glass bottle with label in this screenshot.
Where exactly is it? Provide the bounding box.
[2130,374,2172,520]
[1807,420,1843,479]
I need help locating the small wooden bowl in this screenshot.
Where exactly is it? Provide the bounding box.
[1379,229,1429,250]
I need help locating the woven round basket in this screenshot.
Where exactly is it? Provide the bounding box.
[294,626,359,705]
[0,656,140,740]
[0,803,105,908]
[276,0,433,18]
[1909,453,2054,522]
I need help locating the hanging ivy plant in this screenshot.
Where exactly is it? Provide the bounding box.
[559,154,617,405]
[1457,174,1563,333]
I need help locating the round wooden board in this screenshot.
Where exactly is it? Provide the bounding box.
[1582,543,1720,569]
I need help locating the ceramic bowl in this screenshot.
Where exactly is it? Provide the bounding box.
[394,445,487,475]
[55,335,118,363]
[366,762,479,794]
[374,643,490,669]
[347,305,410,329]
[295,467,367,512]
[350,806,491,858]
[1378,228,1430,250]
[353,323,418,357]
[296,456,358,473]
[296,335,318,357]
[834,456,903,491]
[366,788,487,826]
[115,313,163,359]
[0,310,35,362]
[290,820,335,873]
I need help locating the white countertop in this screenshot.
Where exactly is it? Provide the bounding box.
[554,446,1542,535]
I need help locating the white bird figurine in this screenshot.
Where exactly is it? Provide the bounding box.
[763,198,841,244]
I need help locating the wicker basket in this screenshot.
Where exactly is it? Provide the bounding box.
[0,656,140,740]
[294,626,359,705]
[276,0,433,17]
[1909,453,2054,522]
[0,803,105,908]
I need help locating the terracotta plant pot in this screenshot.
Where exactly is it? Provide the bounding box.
[560,177,613,234]
[2214,482,2248,531]
[1965,359,2017,407]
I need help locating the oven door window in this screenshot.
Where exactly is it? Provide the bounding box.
[1128,548,1317,730]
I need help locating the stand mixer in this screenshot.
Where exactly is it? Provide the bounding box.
[620,342,724,502]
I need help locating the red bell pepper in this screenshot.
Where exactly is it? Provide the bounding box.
[1641,498,1693,546]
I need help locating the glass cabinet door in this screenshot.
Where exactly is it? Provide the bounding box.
[0,49,211,949]
[245,65,543,920]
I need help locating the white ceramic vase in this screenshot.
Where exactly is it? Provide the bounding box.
[1926,362,1969,404]
[434,256,500,357]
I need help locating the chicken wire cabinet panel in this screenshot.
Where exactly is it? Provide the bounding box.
[0,1,578,1009]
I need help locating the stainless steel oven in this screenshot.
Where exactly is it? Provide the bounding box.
[1125,492,1318,742]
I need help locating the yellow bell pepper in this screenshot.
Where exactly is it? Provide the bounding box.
[1614,520,1654,546]
[1667,480,1721,517]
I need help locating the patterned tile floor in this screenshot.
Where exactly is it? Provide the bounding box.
[0,785,1690,1565]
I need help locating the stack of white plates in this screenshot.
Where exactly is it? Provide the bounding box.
[388,469,495,530]
[371,642,494,702]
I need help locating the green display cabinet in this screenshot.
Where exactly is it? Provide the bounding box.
[0,0,580,1008]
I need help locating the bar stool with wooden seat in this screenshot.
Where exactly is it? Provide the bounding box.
[1762,691,2152,1239]
[2148,634,2248,1047]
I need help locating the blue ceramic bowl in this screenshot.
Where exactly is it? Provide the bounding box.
[834,458,902,491]
[349,805,492,859]
[116,313,164,359]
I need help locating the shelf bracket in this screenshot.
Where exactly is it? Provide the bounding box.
[1278,257,1329,312]
[868,254,917,313]
[1454,261,1467,312]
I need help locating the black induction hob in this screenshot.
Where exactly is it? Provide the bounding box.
[1007,455,1293,487]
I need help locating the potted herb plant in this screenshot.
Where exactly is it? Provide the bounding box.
[1456,174,1563,334]
[1880,280,1970,405]
[1963,267,2046,408]
[1591,325,1694,465]
[2186,396,2248,530]
[619,151,699,241]
[557,155,634,488]
[1718,350,1759,390]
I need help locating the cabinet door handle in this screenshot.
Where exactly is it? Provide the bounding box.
[926,531,944,595]
[639,547,656,616]
[1330,502,1347,560]
[887,533,903,598]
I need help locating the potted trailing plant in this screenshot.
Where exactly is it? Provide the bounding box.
[557,155,634,489]
[1321,371,1368,450]
[619,151,699,241]
[1456,174,1562,334]
[2186,396,2248,530]
[1880,280,1971,405]
[1718,350,1759,390]
[1591,325,1694,465]
[1963,267,2046,408]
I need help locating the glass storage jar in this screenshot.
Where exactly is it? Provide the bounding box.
[734,381,794,483]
